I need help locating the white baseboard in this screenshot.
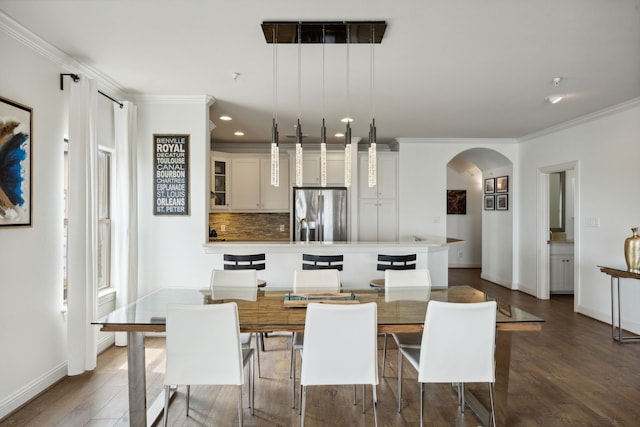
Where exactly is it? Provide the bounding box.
[0,361,67,420]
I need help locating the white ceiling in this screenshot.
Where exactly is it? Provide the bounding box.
[1,0,639,147]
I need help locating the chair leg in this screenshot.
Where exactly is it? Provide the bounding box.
[289,334,294,379]
[254,334,261,378]
[488,383,497,427]
[237,385,243,427]
[419,382,424,427]
[300,385,307,427]
[460,382,465,413]
[185,385,190,417]
[260,332,266,352]
[397,348,403,413]
[372,385,378,427]
[291,345,297,408]
[381,333,388,377]
[362,384,366,413]
[249,352,255,415]
[162,385,171,427]
[353,385,356,405]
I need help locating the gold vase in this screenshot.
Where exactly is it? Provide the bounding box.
[624,227,640,271]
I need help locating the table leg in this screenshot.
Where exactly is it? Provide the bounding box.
[465,330,512,426]
[127,331,147,427]
[611,276,616,340]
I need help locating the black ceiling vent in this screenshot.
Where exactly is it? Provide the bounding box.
[261,21,387,44]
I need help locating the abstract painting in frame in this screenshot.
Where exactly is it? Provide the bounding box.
[447,190,467,214]
[0,96,32,227]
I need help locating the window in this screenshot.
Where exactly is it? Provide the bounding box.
[63,146,113,301]
[97,149,112,290]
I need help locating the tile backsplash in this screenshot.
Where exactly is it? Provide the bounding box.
[209,212,290,241]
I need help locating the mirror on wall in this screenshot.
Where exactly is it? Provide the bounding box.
[549,171,565,232]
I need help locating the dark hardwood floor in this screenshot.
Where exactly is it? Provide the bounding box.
[3,268,640,426]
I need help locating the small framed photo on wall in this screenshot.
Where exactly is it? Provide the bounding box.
[484,178,495,194]
[496,176,509,193]
[484,195,495,210]
[496,194,509,210]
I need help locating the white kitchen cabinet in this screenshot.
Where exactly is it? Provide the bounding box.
[229,155,290,212]
[260,157,290,211]
[358,199,397,241]
[550,243,574,293]
[210,154,230,210]
[358,152,398,241]
[302,152,345,186]
[358,152,398,199]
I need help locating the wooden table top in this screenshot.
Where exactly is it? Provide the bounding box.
[94,286,543,334]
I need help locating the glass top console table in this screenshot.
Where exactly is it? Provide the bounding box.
[93,285,543,427]
[599,266,640,343]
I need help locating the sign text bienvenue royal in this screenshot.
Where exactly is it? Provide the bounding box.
[153,134,189,215]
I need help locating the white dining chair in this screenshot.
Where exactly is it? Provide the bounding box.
[398,300,497,427]
[163,303,254,427]
[290,268,341,408]
[382,268,431,377]
[211,269,261,377]
[300,302,379,427]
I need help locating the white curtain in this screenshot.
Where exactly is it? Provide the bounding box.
[67,75,98,375]
[113,101,139,346]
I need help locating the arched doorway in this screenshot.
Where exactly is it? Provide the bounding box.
[447,148,515,289]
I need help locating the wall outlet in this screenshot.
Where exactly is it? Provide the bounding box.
[279,224,285,232]
[220,224,226,231]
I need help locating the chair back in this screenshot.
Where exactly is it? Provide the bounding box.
[384,268,431,287]
[293,269,341,292]
[302,254,344,271]
[223,253,266,271]
[384,269,431,302]
[210,269,257,290]
[376,254,417,271]
[418,300,497,384]
[165,303,244,386]
[300,303,378,386]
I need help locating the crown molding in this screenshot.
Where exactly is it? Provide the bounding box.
[519,97,640,142]
[0,11,128,99]
[134,94,215,105]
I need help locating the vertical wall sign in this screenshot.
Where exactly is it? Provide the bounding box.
[153,134,189,215]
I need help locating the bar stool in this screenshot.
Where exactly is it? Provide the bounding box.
[369,254,417,287]
[224,253,268,351]
[302,254,344,271]
[224,253,267,287]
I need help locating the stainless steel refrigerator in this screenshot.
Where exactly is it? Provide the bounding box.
[293,187,348,242]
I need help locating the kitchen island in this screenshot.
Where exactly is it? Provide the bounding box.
[203,237,455,289]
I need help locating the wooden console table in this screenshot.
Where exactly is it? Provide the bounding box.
[599,266,640,343]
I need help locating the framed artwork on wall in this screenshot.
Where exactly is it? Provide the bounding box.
[0,96,32,227]
[496,194,509,210]
[447,190,467,214]
[496,176,509,193]
[484,195,495,210]
[484,178,495,194]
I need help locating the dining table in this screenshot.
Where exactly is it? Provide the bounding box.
[92,285,543,427]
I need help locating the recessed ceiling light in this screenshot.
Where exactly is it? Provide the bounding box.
[334,132,345,137]
[340,117,353,123]
[234,131,245,136]
[547,95,564,104]
[219,115,232,121]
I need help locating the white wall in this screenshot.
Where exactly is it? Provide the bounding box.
[397,139,518,288]
[135,96,215,296]
[518,101,640,331]
[0,30,68,418]
[481,165,514,287]
[446,166,482,267]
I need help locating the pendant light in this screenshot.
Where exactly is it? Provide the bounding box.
[368,26,377,188]
[270,26,280,187]
[295,22,303,187]
[320,25,327,187]
[343,24,352,187]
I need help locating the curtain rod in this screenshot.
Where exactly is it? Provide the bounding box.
[60,73,124,109]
